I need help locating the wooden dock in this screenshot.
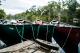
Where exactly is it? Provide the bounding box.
[0,39,65,53]
[0,40,51,53]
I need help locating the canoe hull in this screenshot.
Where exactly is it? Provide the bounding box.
[54,27,80,53]
[0,24,54,46]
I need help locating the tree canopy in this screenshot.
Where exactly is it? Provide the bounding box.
[0,0,80,26]
[0,0,6,19]
[0,9,6,19]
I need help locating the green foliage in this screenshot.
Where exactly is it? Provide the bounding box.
[76,9,80,19]
[5,0,80,26]
[0,9,6,19]
[67,0,77,19]
[0,0,6,19]
[5,1,61,22]
[6,14,13,19]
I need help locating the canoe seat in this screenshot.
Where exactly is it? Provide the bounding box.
[35,39,59,51]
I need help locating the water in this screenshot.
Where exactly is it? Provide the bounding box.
[0,40,6,49]
[78,42,80,53]
[52,37,65,53]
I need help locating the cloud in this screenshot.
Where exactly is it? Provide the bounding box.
[77,0,80,4]
[4,8,24,15]
[1,0,53,15]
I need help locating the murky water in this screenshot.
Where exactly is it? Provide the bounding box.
[0,40,6,49]
[52,37,65,53]
[78,42,80,53]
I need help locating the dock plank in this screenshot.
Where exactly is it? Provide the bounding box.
[0,40,34,52]
[0,39,64,53]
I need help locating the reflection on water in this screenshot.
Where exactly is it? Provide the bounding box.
[0,40,6,49]
[52,37,65,53]
[78,42,80,53]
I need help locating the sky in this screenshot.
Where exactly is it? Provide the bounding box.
[1,0,80,15]
[1,0,53,15]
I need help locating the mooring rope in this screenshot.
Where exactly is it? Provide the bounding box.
[15,23,40,42]
[51,26,55,37]
[36,25,40,39]
[31,24,35,40]
[31,24,41,40]
[46,25,48,42]
[15,23,55,44]
[31,24,56,43]
[15,24,26,42]
[62,27,72,48]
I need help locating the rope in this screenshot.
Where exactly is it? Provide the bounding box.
[31,24,55,43]
[21,24,24,41]
[51,26,56,44]
[36,25,40,39]
[46,25,48,42]
[51,26,55,37]
[15,24,26,42]
[15,23,40,42]
[14,23,55,44]
[62,27,72,48]
[31,24,41,40]
[31,24,35,40]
